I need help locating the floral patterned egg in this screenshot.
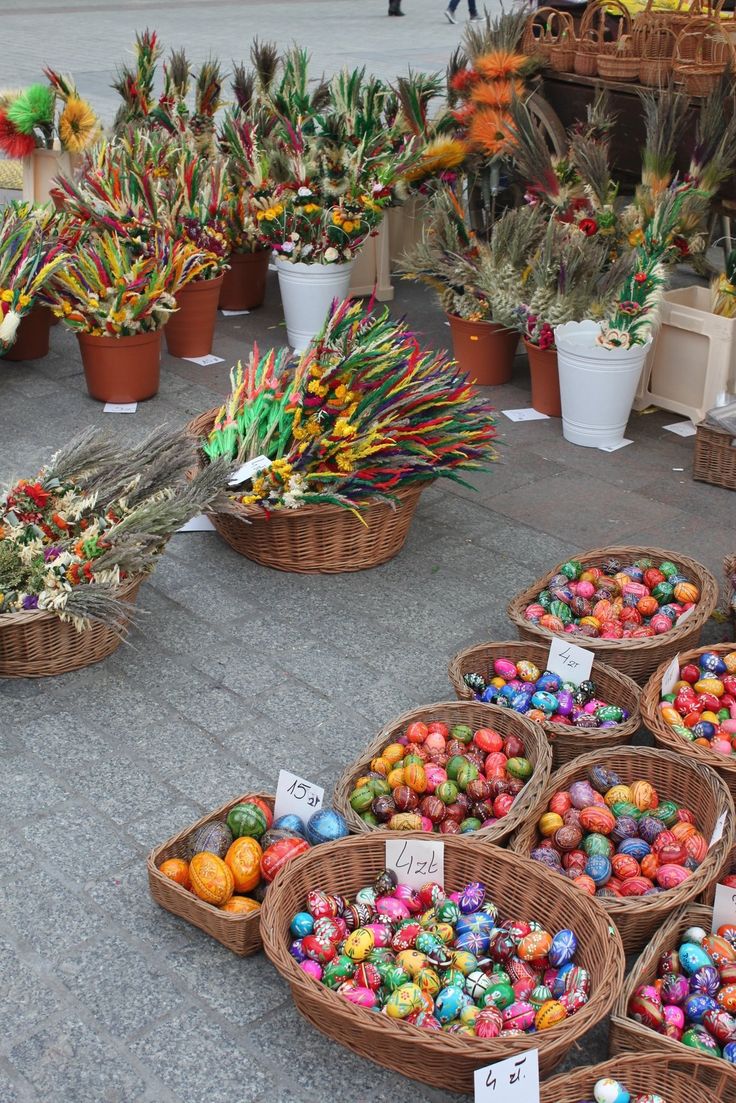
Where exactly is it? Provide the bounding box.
[702,934,736,967]
[344,927,375,961]
[435,984,470,1023]
[628,984,664,1029]
[385,982,424,1018]
[518,930,552,961]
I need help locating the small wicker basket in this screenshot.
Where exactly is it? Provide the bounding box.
[693,424,736,490]
[597,36,641,80]
[510,745,735,952]
[447,640,641,767]
[610,901,736,1093]
[0,575,141,678]
[261,833,625,1090]
[333,699,552,842]
[522,7,575,60]
[506,544,719,684]
[147,791,274,955]
[641,642,736,800]
[541,1050,736,1103]
[673,17,734,93]
[574,0,631,75]
[188,408,426,574]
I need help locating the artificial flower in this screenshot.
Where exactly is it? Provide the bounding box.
[6,83,54,134]
[0,110,36,157]
[58,96,98,152]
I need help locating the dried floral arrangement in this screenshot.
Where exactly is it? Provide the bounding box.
[0,71,99,157]
[0,203,67,351]
[199,298,498,511]
[0,427,226,628]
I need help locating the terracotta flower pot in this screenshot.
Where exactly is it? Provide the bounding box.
[447,314,518,385]
[77,330,161,403]
[219,249,270,311]
[2,305,51,361]
[165,274,224,358]
[525,339,562,417]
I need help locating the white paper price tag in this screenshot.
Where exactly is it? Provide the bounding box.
[220,309,250,317]
[501,408,549,422]
[474,1050,539,1103]
[228,455,272,487]
[712,883,736,933]
[711,810,729,847]
[273,770,324,823]
[546,638,594,685]
[103,402,137,413]
[597,438,633,452]
[177,515,215,532]
[183,354,225,366]
[661,654,681,696]
[385,838,444,890]
[664,421,697,437]
[677,605,696,625]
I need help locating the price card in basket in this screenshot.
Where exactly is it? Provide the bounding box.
[273,770,324,822]
[385,838,444,891]
[661,654,681,697]
[713,882,736,934]
[228,455,272,487]
[546,638,594,686]
[474,1050,539,1103]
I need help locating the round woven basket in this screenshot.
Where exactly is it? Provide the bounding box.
[574,0,631,74]
[187,408,426,574]
[147,791,274,956]
[541,1050,736,1103]
[506,545,719,684]
[260,833,625,1090]
[610,900,736,1093]
[642,642,736,798]
[332,699,552,843]
[522,6,575,59]
[510,745,735,952]
[447,640,641,768]
[0,575,142,679]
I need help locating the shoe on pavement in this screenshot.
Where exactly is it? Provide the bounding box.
[469,14,483,20]
[445,9,457,23]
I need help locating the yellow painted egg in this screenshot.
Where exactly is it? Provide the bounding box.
[674,581,699,604]
[385,983,424,1019]
[535,999,568,1030]
[396,949,429,977]
[539,813,564,837]
[630,780,658,811]
[604,784,632,808]
[345,928,375,961]
[695,678,725,697]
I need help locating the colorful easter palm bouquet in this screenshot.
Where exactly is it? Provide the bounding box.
[0,203,67,351]
[0,70,99,157]
[0,428,225,628]
[199,299,498,513]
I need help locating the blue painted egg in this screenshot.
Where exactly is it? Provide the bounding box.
[723,1041,736,1064]
[305,808,349,846]
[680,942,715,975]
[551,962,574,998]
[684,993,719,1023]
[435,984,469,1024]
[510,691,532,713]
[290,911,315,938]
[700,652,728,676]
[537,671,562,692]
[481,686,498,703]
[617,838,651,862]
[692,721,716,740]
[549,929,578,968]
[273,813,306,835]
[531,691,558,713]
[585,855,612,886]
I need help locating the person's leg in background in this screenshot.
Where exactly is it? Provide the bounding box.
[444,0,460,21]
[388,0,404,15]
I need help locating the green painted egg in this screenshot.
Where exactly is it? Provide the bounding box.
[350,788,375,813]
[322,955,356,988]
[451,724,473,744]
[482,981,515,1010]
[582,832,613,858]
[659,560,678,579]
[436,780,459,805]
[652,581,674,603]
[652,800,679,826]
[611,801,642,820]
[560,560,582,580]
[549,600,573,623]
[446,756,468,782]
[507,756,532,780]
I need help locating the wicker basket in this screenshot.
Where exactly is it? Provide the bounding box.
[596,49,641,79]
[548,40,577,71]
[0,575,142,679]
[332,699,552,843]
[147,791,274,955]
[700,839,736,905]
[610,901,736,1094]
[522,7,575,59]
[642,642,736,801]
[261,833,625,1090]
[693,424,736,490]
[187,408,425,574]
[673,16,733,92]
[506,545,719,684]
[574,0,631,75]
[541,1050,736,1103]
[510,745,735,952]
[447,640,641,768]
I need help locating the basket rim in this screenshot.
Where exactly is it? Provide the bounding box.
[332,699,552,841]
[510,744,735,918]
[261,832,625,1060]
[506,544,719,654]
[541,1048,736,1099]
[0,573,142,630]
[641,641,736,776]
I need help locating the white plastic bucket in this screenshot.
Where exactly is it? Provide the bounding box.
[555,320,652,448]
[275,257,354,352]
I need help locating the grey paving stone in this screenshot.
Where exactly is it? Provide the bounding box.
[126,798,204,851]
[84,860,195,952]
[162,939,289,1022]
[0,868,108,959]
[0,757,71,818]
[18,803,138,885]
[0,933,64,1054]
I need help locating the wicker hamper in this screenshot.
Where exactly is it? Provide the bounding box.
[510,745,735,952]
[693,424,736,491]
[261,833,625,1091]
[541,1050,736,1102]
[447,640,641,767]
[147,792,274,955]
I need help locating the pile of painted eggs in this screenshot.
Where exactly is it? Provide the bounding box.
[584,1080,670,1103]
[463,658,628,728]
[158,799,349,912]
[289,869,591,1036]
[523,557,701,639]
[657,650,736,756]
[348,719,532,833]
[628,921,736,1060]
[530,765,709,897]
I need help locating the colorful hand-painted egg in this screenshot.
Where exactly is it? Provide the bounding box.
[549,929,578,968]
[344,928,375,961]
[593,1078,631,1103]
[385,982,424,1018]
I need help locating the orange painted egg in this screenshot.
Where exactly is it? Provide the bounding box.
[611,854,640,880]
[225,836,263,893]
[637,596,659,617]
[674,582,699,604]
[404,763,428,793]
[684,833,709,864]
[640,853,660,880]
[593,599,613,621]
[573,874,596,896]
[220,895,260,914]
[724,652,736,675]
[159,858,191,890]
[540,614,565,632]
[536,999,568,1030]
[518,931,552,961]
[387,767,405,788]
[579,806,615,835]
[371,756,390,776]
[702,935,736,966]
[189,852,234,906]
[718,984,736,1012]
[383,743,406,765]
[629,780,657,811]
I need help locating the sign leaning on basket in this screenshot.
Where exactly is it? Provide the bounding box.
[474,1050,539,1103]
[385,837,444,890]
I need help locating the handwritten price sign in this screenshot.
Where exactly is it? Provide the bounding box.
[273,770,324,822]
[547,638,594,685]
[385,838,444,890]
[474,1050,539,1103]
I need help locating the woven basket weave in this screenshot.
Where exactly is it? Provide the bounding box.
[188,408,425,574]
[541,1050,736,1102]
[510,745,735,952]
[693,424,736,491]
[0,575,142,679]
[610,901,736,1094]
[642,642,736,801]
[147,791,274,955]
[506,545,719,684]
[332,699,552,843]
[447,640,641,768]
[574,0,631,74]
[261,833,625,1090]
[522,6,575,59]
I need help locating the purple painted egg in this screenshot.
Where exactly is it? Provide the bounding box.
[611,816,640,844]
[663,1004,685,1035]
[691,966,721,997]
[638,815,666,845]
[458,881,485,913]
[660,972,689,1004]
[569,780,596,810]
[588,765,621,793]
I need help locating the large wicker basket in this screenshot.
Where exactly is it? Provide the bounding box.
[188,408,425,574]
[147,791,274,956]
[642,642,736,800]
[261,833,625,1090]
[506,545,719,683]
[332,700,552,843]
[447,640,641,768]
[541,1050,736,1103]
[510,745,735,952]
[610,901,736,1094]
[0,575,142,678]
